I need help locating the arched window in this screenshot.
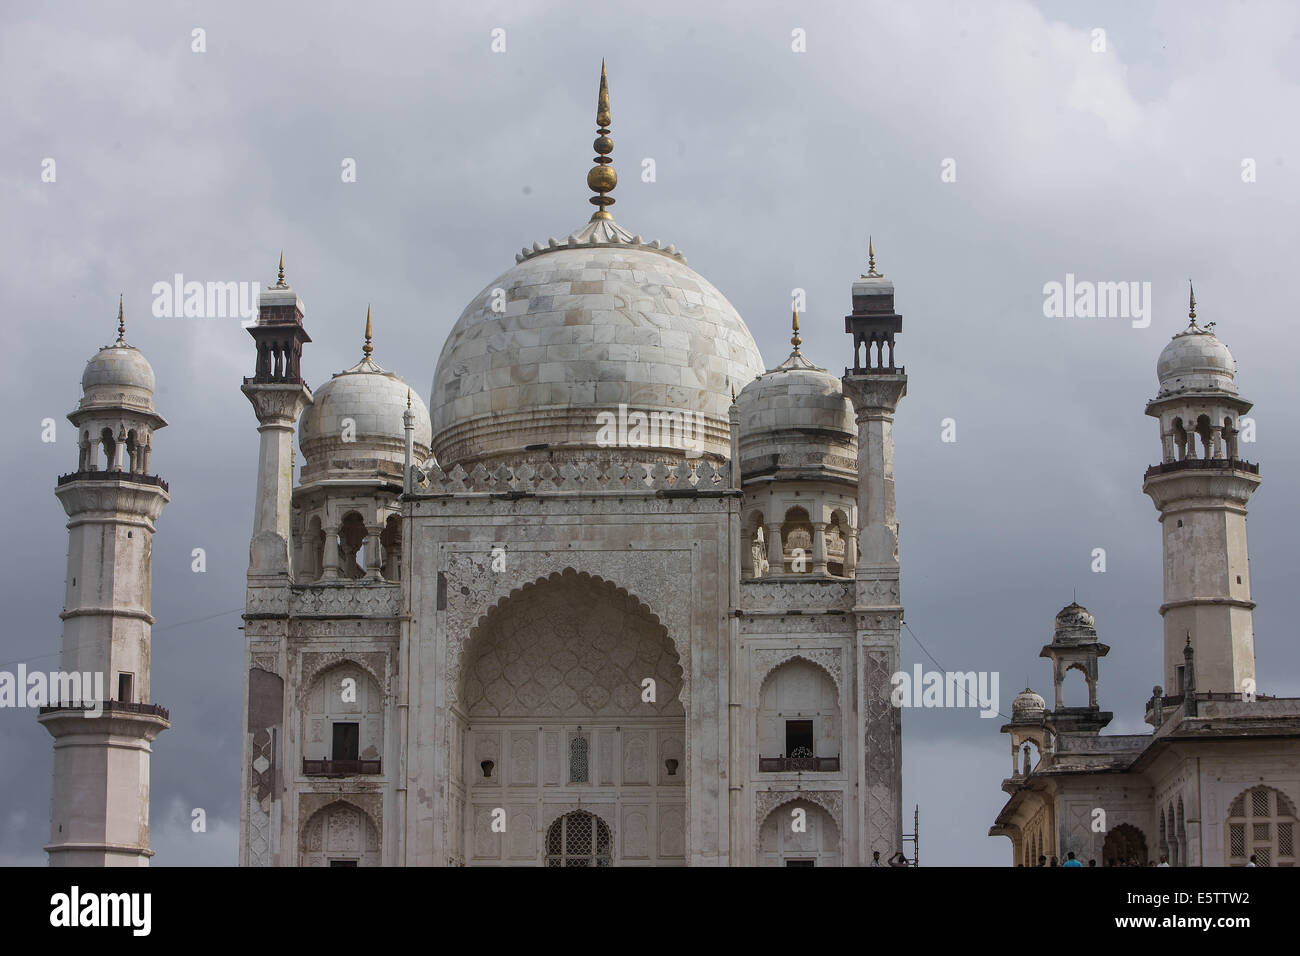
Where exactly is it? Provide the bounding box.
[1227,786,1297,867]
[545,811,611,867]
[781,507,813,573]
[758,658,841,772]
[1061,664,1090,707]
[301,661,384,776]
[1172,417,1188,461]
[100,427,116,471]
[338,512,366,579]
[1195,414,1213,460]
[381,514,402,581]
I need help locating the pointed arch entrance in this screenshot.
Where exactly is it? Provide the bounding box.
[454,569,687,866]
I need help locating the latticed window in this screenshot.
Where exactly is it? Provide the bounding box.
[1226,786,1297,867]
[545,811,612,867]
[568,734,589,784]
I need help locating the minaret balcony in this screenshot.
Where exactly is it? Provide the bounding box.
[1143,457,1258,479]
[57,470,169,492]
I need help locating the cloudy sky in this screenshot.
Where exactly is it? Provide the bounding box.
[2,0,1297,866]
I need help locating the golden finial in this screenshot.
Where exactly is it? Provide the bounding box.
[865,236,882,278]
[407,388,412,409]
[587,60,617,221]
[731,383,737,403]
[791,307,802,352]
[116,294,125,344]
[276,251,287,288]
[362,305,373,359]
[1188,280,1197,323]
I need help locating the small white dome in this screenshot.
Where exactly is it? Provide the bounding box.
[1053,602,1099,644]
[736,346,856,480]
[1012,688,1046,721]
[82,342,156,393]
[1156,322,1237,396]
[300,358,431,476]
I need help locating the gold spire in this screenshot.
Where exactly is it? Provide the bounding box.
[1188,280,1197,323]
[407,388,412,409]
[587,60,617,221]
[362,305,373,359]
[276,251,287,288]
[791,307,802,352]
[865,236,882,278]
[116,294,125,344]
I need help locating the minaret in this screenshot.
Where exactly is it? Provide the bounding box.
[1143,285,1260,701]
[841,239,906,862]
[242,254,313,579]
[40,298,170,866]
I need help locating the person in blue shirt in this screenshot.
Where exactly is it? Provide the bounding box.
[1063,851,1083,867]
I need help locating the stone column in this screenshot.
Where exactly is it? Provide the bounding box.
[111,427,127,471]
[766,523,783,575]
[319,525,341,580]
[365,525,385,580]
[843,527,858,576]
[812,522,828,574]
[1210,425,1223,460]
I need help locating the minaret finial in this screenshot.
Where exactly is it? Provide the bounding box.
[276,251,287,288]
[116,294,125,344]
[407,388,412,409]
[863,236,883,278]
[1188,280,1197,324]
[362,305,373,360]
[587,60,617,221]
[791,307,802,353]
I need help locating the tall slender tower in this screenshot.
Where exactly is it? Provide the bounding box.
[40,299,170,866]
[239,257,311,867]
[1143,287,1260,701]
[841,240,906,862]
[242,255,312,580]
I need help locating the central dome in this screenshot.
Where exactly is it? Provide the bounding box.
[430,218,765,468]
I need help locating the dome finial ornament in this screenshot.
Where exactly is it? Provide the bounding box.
[791,307,802,352]
[276,251,287,288]
[363,305,374,360]
[1188,279,1197,325]
[116,294,126,344]
[862,236,883,278]
[587,59,617,221]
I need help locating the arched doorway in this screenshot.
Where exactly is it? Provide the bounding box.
[545,811,612,867]
[456,570,686,866]
[300,800,380,866]
[758,799,841,866]
[1103,823,1148,865]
